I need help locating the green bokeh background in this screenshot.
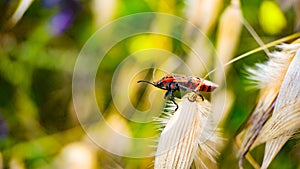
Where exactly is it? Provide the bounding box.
[0,0,299,168]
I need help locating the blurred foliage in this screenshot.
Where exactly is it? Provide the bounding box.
[0,0,299,169]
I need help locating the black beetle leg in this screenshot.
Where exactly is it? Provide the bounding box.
[164,90,170,99]
[169,90,178,111]
[177,84,204,101]
[164,90,178,111]
[198,94,204,101]
[171,98,179,111]
[192,91,204,101]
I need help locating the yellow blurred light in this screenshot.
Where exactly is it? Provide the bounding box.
[259,1,287,35]
[129,35,172,53]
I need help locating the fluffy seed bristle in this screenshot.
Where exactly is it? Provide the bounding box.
[238,42,300,168]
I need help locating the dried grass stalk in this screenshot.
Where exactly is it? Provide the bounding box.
[91,0,117,27]
[208,0,243,128]
[185,0,223,34]
[238,42,300,168]
[255,48,300,169]
[154,95,221,169]
[8,0,34,28]
[216,0,242,66]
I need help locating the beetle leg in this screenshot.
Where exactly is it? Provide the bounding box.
[171,98,179,111]
[169,89,173,98]
[164,90,178,111]
[177,84,204,101]
[164,90,169,99]
[169,90,179,111]
[177,83,192,92]
[198,94,204,101]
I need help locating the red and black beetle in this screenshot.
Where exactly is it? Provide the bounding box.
[137,73,218,110]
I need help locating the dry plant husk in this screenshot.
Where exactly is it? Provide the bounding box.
[238,41,300,168]
[216,0,242,67]
[154,95,221,169]
[213,0,242,127]
[185,0,223,34]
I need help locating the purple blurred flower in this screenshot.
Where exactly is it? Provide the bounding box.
[43,0,82,36]
[0,115,8,139]
[50,9,75,35]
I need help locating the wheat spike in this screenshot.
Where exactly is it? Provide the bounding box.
[256,48,300,169]
[238,42,300,168]
[154,95,221,169]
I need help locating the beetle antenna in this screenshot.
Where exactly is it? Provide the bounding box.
[137,80,156,87]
